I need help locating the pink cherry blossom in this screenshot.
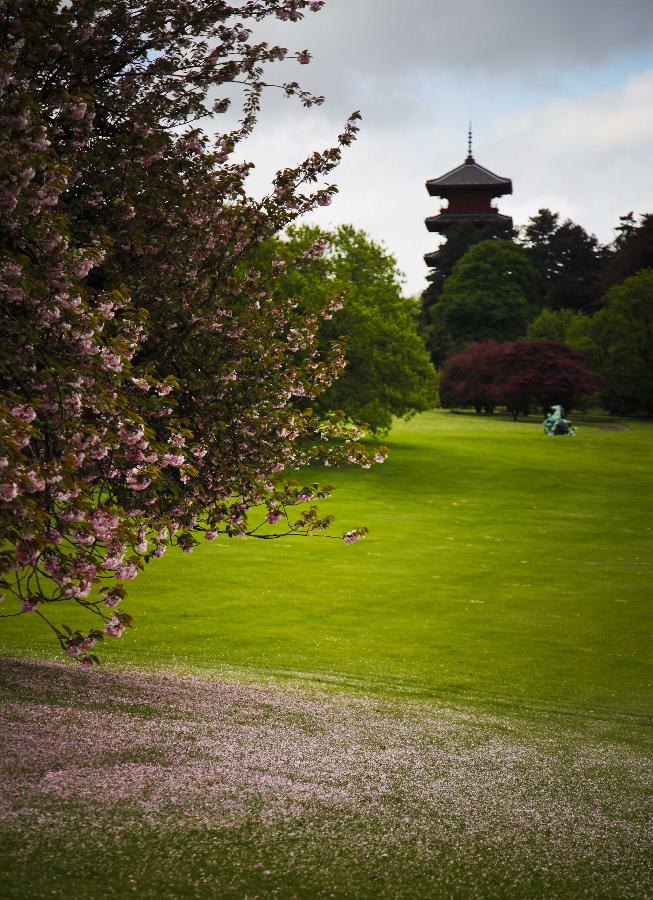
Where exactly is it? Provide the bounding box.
[162,453,185,467]
[0,482,19,502]
[104,590,122,609]
[11,404,36,422]
[104,616,125,638]
[70,100,87,121]
[126,469,152,491]
[100,350,123,372]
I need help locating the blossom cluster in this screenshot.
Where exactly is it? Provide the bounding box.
[0,0,382,662]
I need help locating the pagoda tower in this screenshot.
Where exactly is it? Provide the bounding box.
[424,127,513,266]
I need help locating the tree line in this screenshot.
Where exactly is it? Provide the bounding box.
[421,209,653,416]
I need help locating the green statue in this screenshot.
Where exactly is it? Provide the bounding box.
[543,405,576,436]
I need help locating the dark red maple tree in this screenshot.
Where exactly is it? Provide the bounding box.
[440,340,601,419]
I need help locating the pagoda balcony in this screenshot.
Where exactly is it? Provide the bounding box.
[439,205,499,215]
[425,210,513,233]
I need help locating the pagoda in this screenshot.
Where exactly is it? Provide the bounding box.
[424,127,512,266]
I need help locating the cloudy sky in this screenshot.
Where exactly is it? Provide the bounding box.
[233,0,653,295]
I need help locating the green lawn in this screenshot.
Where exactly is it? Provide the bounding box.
[2,410,652,899]
[3,410,652,721]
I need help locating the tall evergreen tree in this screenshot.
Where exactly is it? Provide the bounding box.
[602,213,653,290]
[521,209,607,312]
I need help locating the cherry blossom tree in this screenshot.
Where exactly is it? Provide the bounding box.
[0,0,383,662]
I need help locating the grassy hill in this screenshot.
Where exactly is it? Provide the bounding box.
[1,410,651,899]
[3,410,652,722]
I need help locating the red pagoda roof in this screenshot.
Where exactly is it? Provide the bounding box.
[426,156,512,197]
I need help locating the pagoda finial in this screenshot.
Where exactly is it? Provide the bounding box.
[466,121,474,163]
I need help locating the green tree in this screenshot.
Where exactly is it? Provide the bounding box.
[521,209,607,312]
[602,213,653,290]
[567,270,653,414]
[527,307,588,343]
[420,219,516,327]
[613,212,639,250]
[269,225,438,433]
[427,240,540,359]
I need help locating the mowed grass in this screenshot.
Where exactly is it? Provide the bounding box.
[1,410,652,899]
[3,410,652,722]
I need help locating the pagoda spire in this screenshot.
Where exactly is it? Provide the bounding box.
[466,122,474,163]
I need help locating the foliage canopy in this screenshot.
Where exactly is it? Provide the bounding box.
[261,225,438,434]
[567,269,653,414]
[521,208,606,313]
[426,240,540,360]
[527,307,588,343]
[602,213,653,290]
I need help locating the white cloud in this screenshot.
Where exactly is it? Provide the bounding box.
[224,4,653,296]
[495,69,653,242]
[238,69,653,295]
